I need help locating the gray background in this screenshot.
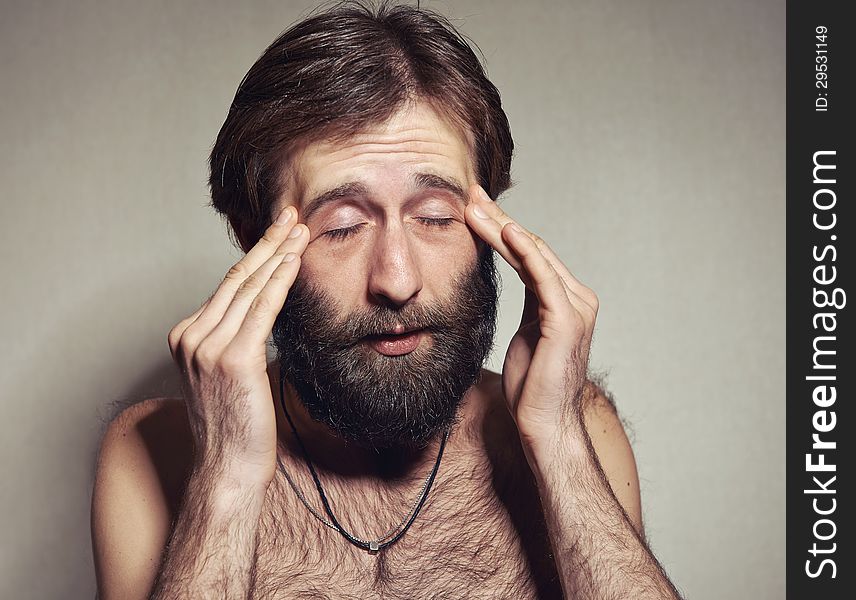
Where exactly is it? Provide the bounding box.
[0,0,784,598]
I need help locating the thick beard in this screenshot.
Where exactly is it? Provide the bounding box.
[271,246,499,452]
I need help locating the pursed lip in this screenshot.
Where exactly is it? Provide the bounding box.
[363,328,424,356]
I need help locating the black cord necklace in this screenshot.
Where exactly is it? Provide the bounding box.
[277,364,449,554]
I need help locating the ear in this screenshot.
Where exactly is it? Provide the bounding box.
[228,215,257,254]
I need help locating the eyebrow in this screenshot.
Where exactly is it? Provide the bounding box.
[412,172,467,204]
[302,172,467,221]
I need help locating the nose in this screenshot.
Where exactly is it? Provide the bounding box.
[366,223,423,308]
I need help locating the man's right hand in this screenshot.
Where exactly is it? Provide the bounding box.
[167,205,308,489]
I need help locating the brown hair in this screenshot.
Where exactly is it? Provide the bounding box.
[208,0,514,248]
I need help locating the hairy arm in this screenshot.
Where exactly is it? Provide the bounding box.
[461,185,680,597]
[92,205,307,598]
[91,398,269,600]
[532,382,681,600]
[148,464,267,599]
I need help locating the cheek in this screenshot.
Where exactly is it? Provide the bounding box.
[419,227,479,265]
[410,229,481,297]
[300,237,368,297]
[293,251,360,306]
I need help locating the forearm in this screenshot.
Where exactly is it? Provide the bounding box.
[149,465,268,599]
[528,426,681,600]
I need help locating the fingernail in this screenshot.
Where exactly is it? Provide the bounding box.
[287,225,303,238]
[472,205,490,219]
[276,206,293,224]
[509,223,523,233]
[283,252,298,263]
[477,186,493,202]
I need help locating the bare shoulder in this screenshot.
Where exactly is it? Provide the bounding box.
[95,397,194,512]
[477,370,644,536]
[91,397,193,600]
[580,378,644,537]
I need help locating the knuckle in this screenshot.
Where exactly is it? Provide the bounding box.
[167,327,182,356]
[218,346,252,375]
[169,315,194,340]
[248,293,273,316]
[172,335,198,363]
[191,340,221,370]
[583,286,599,311]
[179,323,206,350]
[235,274,263,298]
[168,320,184,342]
[260,230,280,247]
[224,261,248,282]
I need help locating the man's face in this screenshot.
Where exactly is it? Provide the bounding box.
[270,101,498,451]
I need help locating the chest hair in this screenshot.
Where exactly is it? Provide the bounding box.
[248,439,562,599]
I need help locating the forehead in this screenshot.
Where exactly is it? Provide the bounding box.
[281,101,476,207]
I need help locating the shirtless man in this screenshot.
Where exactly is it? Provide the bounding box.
[91,3,682,598]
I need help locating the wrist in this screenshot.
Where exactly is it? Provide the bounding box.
[191,459,272,505]
[519,420,595,486]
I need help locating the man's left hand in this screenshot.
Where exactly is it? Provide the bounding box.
[465,185,599,453]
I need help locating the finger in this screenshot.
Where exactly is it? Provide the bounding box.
[204,224,309,347]
[466,185,597,314]
[501,221,571,317]
[466,185,569,298]
[503,223,594,344]
[229,251,303,350]
[464,186,526,273]
[524,236,598,323]
[168,295,214,359]
[518,268,595,340]
[533,239,599,314]
[170,207,300,359]
[194,206,299,329]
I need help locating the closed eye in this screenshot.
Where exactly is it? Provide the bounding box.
[323,218,455,242]
[324,223,365,240]
[416,217,455,228]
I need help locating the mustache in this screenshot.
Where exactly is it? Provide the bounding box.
[284,269,493,349]
[339,305,452,343]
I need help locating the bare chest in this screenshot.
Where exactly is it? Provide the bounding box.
[249,444,562,599]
